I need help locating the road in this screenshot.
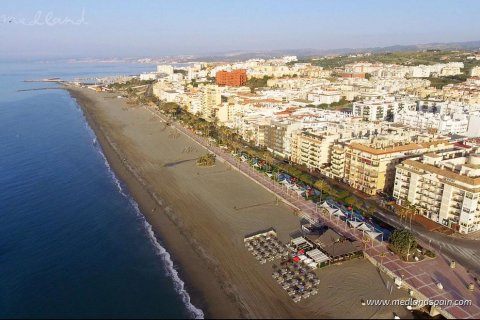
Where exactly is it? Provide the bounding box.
[374,209,480,276]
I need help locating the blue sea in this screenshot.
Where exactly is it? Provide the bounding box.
[0,62,203,319]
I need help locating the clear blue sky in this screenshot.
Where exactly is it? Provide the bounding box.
[1,0,479,60]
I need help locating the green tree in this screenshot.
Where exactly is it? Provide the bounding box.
[160,102,181,118]
[246,76,272,93]
[197,153,216,166]
[389,229,417,259]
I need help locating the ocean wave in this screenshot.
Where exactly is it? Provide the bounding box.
[141,214,205,320]
[82,113,204,319]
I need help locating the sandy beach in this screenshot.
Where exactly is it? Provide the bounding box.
[67,86,413,319]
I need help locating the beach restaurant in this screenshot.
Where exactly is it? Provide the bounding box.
[290,237,330,269]
[304,229,363,262]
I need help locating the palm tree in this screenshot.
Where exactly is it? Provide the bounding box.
[231,140,243,156]
[407,204,417,229]
[198,121,210,137]
[218,126,228,144]
[402,200,417,229]
[314,179,327,204]
[223,126,234,142]
[399,200,408,224]
[265,153,274,168]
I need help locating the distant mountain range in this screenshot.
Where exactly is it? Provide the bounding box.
[190,40,480,62]
[60,40,480,65]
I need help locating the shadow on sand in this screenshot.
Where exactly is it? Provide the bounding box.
[163,158,197,167]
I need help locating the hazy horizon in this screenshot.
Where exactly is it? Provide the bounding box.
[2,0,480,61]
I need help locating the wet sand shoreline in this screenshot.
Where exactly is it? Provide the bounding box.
[67,88,246,318]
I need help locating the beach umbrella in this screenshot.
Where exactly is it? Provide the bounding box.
[332,210,345,217]
[366,230,382,240]
[348,220,363,229]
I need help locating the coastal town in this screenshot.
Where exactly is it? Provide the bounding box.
[92,50,480,235]
[67,49,480,319]
[7,2,480,320]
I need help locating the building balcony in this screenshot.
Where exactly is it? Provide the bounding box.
[450,209,461,216]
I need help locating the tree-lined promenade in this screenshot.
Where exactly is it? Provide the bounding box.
[157,100,369,209]
[153,97,480,277]
[140,100,480,319]
[104,80,480,317]
[110,80,480,277]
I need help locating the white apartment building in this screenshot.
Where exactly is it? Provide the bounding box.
[344,62,383,74]
[157,65,174,75]
[168,73,184,82]
[471,66,480,77]
[393,148,480,234]
[339,137,449,195]
[185,94,202,115]
[409,66,431,78]
[247,65,296,78]
[152,81,170,100]
[408,62,463,78]
[281,56,298,63]
[352,98,416,121]
[290,130,338,170]
[159,90,181,103]
[441,65,462,76]
[216,102,246,126]
[467,115,480,138]
[152,80,184,102]
[394,110,469,135]
[187,68,209,81]
[139,72,158,81]
[307,92,342,105]
[370,65,410,79]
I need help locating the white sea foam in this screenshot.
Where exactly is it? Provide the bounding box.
[82,115,204,319]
